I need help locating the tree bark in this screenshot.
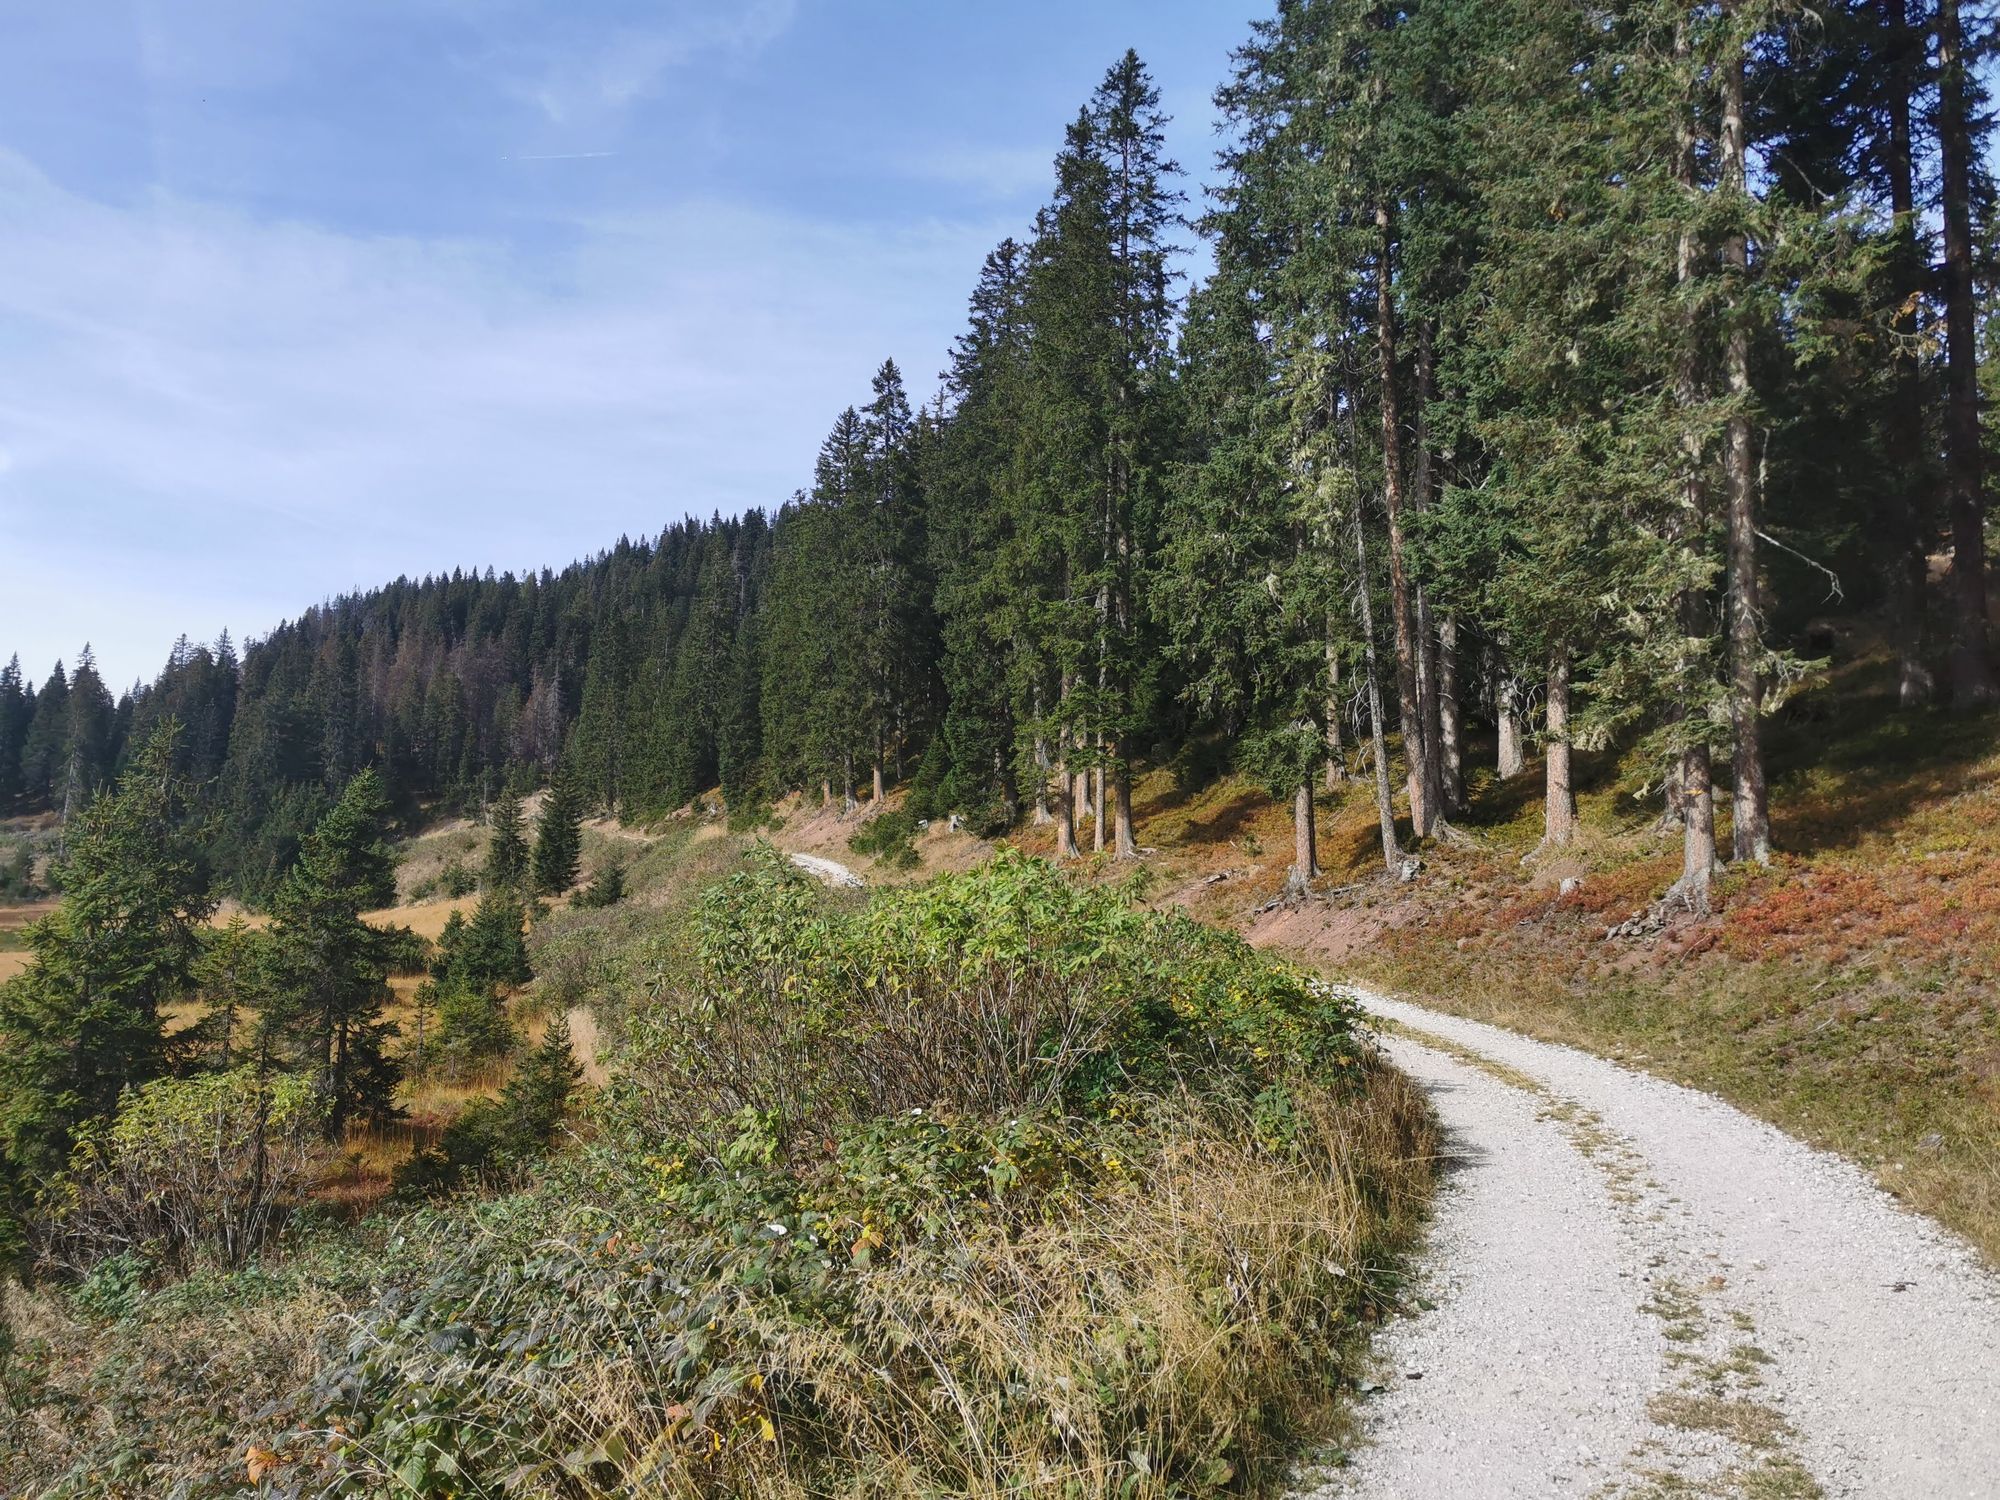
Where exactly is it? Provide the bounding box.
[1054,696,1078,858]
[1290,779,1319,891]
[1883,0,1935,707]
[1413,322,1450,823]
[1721,34,1771,864]
[1374,202,1437,839]
[1340,369,1403,875]
[1674,742,1721,912]
[1938,0,1996,706]
[1438,617,1464,812]
[1657,710,1688,830]
[1092,760,1106,853]
[1543,649,1578,849]
[1113,761,1138,859]
[1353,486,1403,876]
[1672,12,1724,879]
[1032,735,1051,825]
[1495,665,1525,779]
[872,758,885,804]
[1324,629,1347,788]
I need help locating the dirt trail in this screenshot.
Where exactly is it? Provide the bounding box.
[1303,990,2000,1500]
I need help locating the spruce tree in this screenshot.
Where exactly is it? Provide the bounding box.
[532,776,584,895]
[0,655,28,808]
[0,722,215,1190]
[19,661,68,808]
[258,769,403,1138]
[485,786,529,888]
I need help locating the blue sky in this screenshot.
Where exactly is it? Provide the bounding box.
[0,0,1256,691]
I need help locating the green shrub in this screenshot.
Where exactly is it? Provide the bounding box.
[0,840,36,899]
[847,806,922,869]
[575,860,627,908]
[433,978,515,1064]
[615,848,1364,1161]
[437,860,478,899]
[70,1249,148,1322]
[41,1069,331,1277]
[259,853,1431,1499]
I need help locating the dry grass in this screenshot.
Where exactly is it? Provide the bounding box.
[390,817,482,902]
[0,898,56,982]
[301,1061,1435,1500]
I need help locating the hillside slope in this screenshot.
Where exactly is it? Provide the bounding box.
[737,644,2000,1262]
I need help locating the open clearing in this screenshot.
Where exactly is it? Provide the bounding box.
[1308,990,2000,1500]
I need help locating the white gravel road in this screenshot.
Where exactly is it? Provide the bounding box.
[1301,990,2000,1500]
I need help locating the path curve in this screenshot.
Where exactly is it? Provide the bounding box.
[1302,990,2000,1500]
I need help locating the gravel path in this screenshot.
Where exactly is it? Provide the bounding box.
[787,851,866,888]
[1302,990,2000,1500]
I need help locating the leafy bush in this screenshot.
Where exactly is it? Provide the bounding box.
[437,860,478,899]
[257,854,1431,1499]
[617,849,1361,1160]
[575,860,627,909]
[69,1248,148,1322]
[847,806,922,869]
[0,839,36,899]
[41,1069,331,1277]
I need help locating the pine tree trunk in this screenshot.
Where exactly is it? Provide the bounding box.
[1032,736,1051,825]
[1884,0,1935,707]
[1113,760,1138,859]
[1938,0,1996,706]
[1412,324,1450,824]
[997,747,1018,826]
[1675,742,1720,913]
[1496,670,1525,780]
[1352,478,1403,876]
[1438,617,1464,812]
[1324,630,1347,788]
[1092,759,1106,853]
[1543,649,1578,849]
[872,758,885,804]
[1670,12,1722,879]
[1657,710,1687,831]
[1374,202,1436,839]
[1721,38,1771,865]
[1055,733,1078,859]
[1290,779,1318,892]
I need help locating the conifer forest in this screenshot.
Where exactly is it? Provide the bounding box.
[5,3,1993,911]
[10,3,2000,1495]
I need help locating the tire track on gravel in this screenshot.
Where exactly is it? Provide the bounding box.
[1299,990,2000,1500]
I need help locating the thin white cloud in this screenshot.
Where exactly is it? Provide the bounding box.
[478,0,799,126]
[899,143,1054,202]
[0,146,1004,686]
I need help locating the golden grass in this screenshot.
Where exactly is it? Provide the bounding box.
[311,1059,1435,1500]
